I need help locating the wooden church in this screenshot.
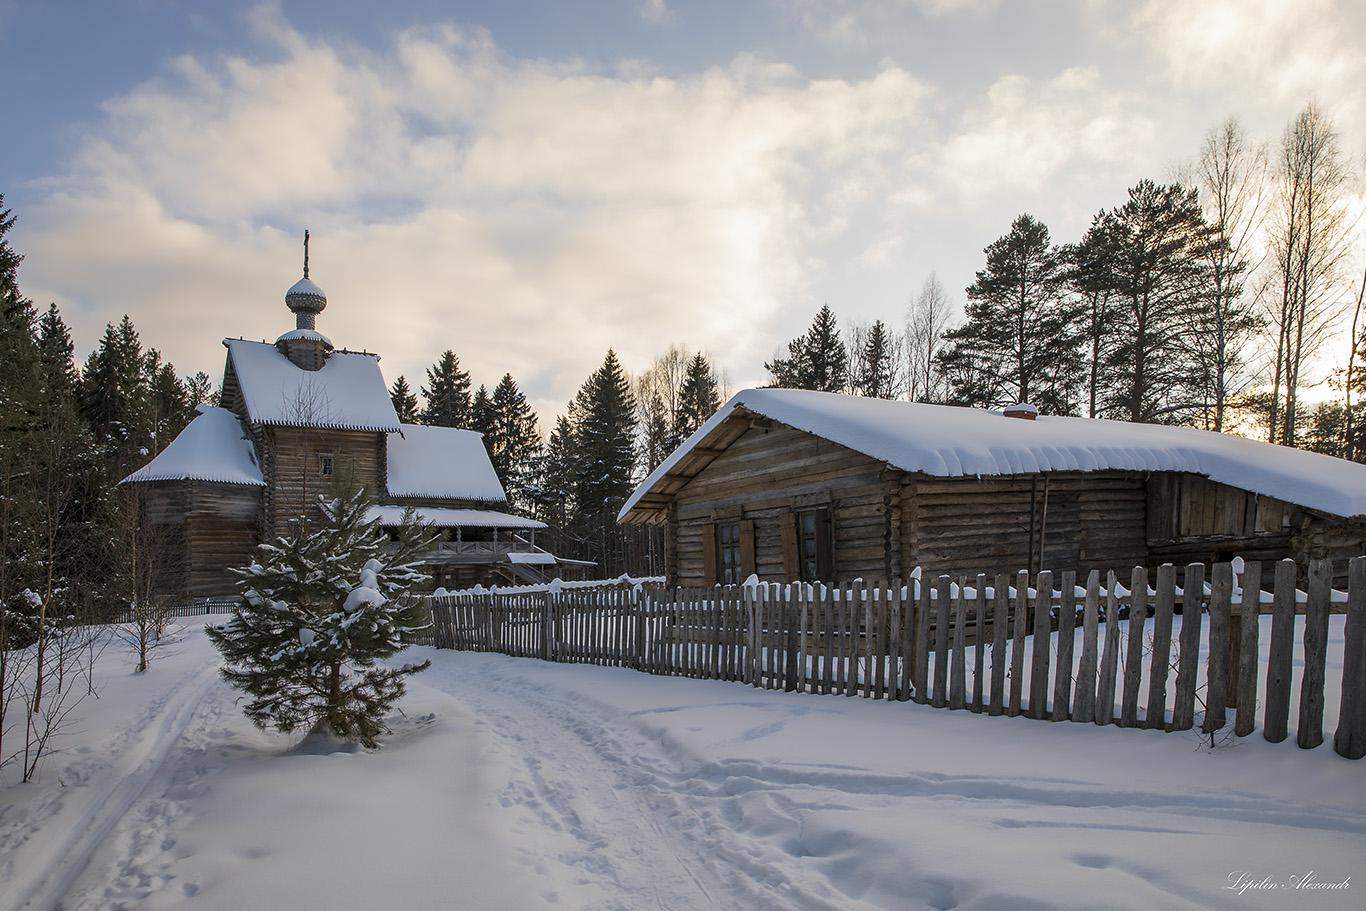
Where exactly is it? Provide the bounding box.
[121,243,573,600]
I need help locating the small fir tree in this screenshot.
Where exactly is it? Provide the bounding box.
[765,304,848,392]
[673,352,720,443]
[206,485,435,748]
[389,375,419,424]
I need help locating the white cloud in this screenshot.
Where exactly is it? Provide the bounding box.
[1129,0,1366,111]
[22,18,931,418]
[638,0,671,25]
[937,67,1154,200]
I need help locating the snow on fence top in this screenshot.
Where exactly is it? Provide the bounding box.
[224,339,402,432]
[387,424,507,502]
[120,405,265,486]
[621,388,1366,521]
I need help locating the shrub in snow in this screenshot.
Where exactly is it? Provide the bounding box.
[206,485,435,749]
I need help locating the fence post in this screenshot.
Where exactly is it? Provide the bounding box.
[933,576,952,708]
[949,578,967,711]
[1204,562,1233,735]
[1120,565,1147,728]
[914,577,931,704]
[1263,560,1297,743]
[743,583,757,687]
[1172,563,1204,731]
[1146,565,1176,730]
[1334,556,1366,760]
[989,573,1009,716]
[1009,570,1029,717]
[1233,561,1263,738]
[1073,570,1100,723]
[1297,559,1332,750]
[972,575,987,713]
[1030,570,1053,720]
[1052,570,1076,722]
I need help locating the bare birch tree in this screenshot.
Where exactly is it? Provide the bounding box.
[904,273,954,403]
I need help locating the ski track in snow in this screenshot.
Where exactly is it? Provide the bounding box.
[446,661,860,911]
[1,663,218,911]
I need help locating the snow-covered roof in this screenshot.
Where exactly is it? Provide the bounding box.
[366,506,546,529]
[507,552,557,564]
[224,339,401,432]
[386,424,507,502]
[620,388,1366,521]
[120,406,264,486]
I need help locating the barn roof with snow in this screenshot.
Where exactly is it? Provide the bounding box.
[120,406,264,486]
[620,388,1366,522]
[223,338,402,432]
[387,424,507,503]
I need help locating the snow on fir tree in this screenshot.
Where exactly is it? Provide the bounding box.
[206,484,435,749]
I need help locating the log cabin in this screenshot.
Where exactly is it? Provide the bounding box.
[121,256,571,599]
[617,389,1366,588]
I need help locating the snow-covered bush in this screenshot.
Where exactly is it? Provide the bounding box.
[206,485,434,749]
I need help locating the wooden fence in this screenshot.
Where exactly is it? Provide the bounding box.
[427,557,1366,760]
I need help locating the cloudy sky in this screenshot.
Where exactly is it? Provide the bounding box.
[2,0,1363,423]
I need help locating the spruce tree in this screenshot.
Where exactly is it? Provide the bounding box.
[469,384,493,438]
[851,321,897,399]
[765,304,848,392]
[389,375,419,424]
[484,374,541,512]
[673,352,720,442]
[206,485,434,748]
[568,351,637,573]
[534,415,577,554]
[937,214,1080,412]
[419,350,471,428]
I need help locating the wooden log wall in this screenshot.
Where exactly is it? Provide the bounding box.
[670,423,890,587]
[186,481,264,598]
[260,426,386,537]
[427,556,1366,760]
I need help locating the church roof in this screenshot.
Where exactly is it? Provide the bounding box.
[387,424,508,503]
[224,338,401,432]
[120,406,264,486]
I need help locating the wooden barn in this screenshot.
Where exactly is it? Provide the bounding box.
[617,389,1366,588]
[121,261,570,599]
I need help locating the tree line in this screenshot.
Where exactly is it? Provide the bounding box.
[762,104,1366,462]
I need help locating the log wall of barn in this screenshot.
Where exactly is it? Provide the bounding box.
[900,471,1149,580]
[670,423,891,587]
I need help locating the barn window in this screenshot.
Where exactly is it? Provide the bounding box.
[318,454,335,477]
[717,523,742,584]
[704,518,755,585]
[797,508,833,583]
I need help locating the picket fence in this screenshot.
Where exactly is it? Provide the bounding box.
[427,557,1366,760]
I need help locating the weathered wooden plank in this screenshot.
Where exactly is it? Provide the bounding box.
[949,579,967,711]
[913,575,931,704]
[1120,566,1148,728]
[989,573,1009,717]
[1333,556,1366,760]
[972,575,987,714]
[1030,571,1053,721]
[1297,559,1332,750]
[1146,565,1176,730]
[1234,561,1263,738]
[872,586,888,700]
[1172,564,1204,731]
[1052,571,1076,722]
[1263,560,1298,743]
[1204,564,1232,733]
[1009,570,1029,717]
[1073,570,1100,723]
[933,576,952,708]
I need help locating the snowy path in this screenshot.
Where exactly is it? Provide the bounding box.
[1,661,218,911]
[427,657,861,910]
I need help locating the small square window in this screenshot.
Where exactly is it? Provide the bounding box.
[319,454,335,477]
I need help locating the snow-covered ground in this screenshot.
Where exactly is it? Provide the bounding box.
[3,623,1362,911]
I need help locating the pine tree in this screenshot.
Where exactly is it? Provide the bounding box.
[206,485,434,749]
[469,384,493,438]
[937,214,1080,412]
[1081,181,1220,424]
[419,350,471,428]
[389,375,419,424]
[79,316,147,471]
[765,304,849,392]
[673,352,721,442]
[533,415,577,553]
[484,374,542,512]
